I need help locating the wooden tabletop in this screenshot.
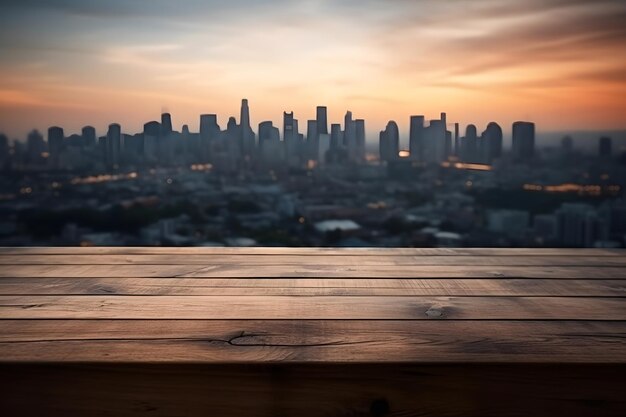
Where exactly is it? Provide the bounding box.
[1,247,625,364]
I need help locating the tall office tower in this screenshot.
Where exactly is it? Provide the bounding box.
[409,115,425,161]
[343,111,358,160]
[0,133,8,167]
[306,120,318,160]
[512,121,535,161]
[440,112,447,128]
[82,126,96,147]
[423,119,447,163]
[258,121,282,165]
[482,122,503,164]
[330,123,342,149]
[454,123,460,156]
[161,113,173,135]
[460,124,478,162]
[599,136,612,158]
[26,129,44,161]
[283,112,300,160]
[225,116,241,156]
[258,121,274,150]
[200,114,220,141]
[355,119,366,162]
[283,112,295,142]
[47,126,64,167]
[316,106,328,135]
[143,121,161,160]
[106,123,121,168]
[239,99,255,156]
[379,121,399,163]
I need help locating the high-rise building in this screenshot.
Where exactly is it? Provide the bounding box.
[0,133,8,168]
[258,121,276,149]
[82,126,96,147]
[161,113,173,135]
[454,123,460,156]
[306,119,318,160]
[379,121,399,162]
[409,115,424,161]
[283,112,295,142]
[330,123,342,149]
[423,119,447,163]
[512,121,535,161]
[599,136,612,158]
[239,99,255,156]
[482,122,503,164]
[460,124,478,163]
[355,119,366,162]
[316,106,328,136]
[106,123,121,168]
[143,121,160,160]
[48,126,64,167]
[26,130,45,164]
[200,114,220,141]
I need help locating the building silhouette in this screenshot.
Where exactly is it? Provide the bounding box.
[512,121,535,161]
[379,121,399,163]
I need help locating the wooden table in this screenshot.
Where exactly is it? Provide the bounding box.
[1,247,625,416]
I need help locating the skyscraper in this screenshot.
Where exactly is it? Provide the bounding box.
[461,124,478,163]
[454,123,460,156]
[423,119,447,163]
[82,126,96,147]
[106,123,121,168]
[143,121,160,160]
[512,121,535,161]
[240,99,255,156]
[482,122,503,163]
[27,130,45,164]
[48,126,64,167]
[161,113,173,135]
[306,119,318,161]
[355,119,366,162]
[200,114,220,142]
[316,106,328,136]
[330,123,342,149]
[409,115,425,161]
[343,111,357,160]
[379,121,399,163]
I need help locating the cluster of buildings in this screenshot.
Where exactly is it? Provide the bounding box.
[1,99,541,173]
[0,99,624,248]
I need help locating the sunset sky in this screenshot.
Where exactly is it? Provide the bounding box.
[0,0,625,141]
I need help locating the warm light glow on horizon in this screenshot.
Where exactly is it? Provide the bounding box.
[0,0,625,140]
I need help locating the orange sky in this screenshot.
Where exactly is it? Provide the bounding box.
[0,0,625,140]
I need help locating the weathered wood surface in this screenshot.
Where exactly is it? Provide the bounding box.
[0,247,625,416]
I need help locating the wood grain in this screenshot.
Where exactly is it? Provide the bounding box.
[1,247,625,417]
[2,264,625,278]
[1,320,624,363]
[1,295,624,320]
[0,277,623,296]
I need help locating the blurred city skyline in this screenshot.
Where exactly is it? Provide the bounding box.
[1,0,625,140]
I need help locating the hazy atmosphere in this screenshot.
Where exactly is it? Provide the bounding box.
[1,0,625,140]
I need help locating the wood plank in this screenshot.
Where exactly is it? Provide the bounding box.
[1,295,624,319]
[0,277,624,296]
[2,254,626,266]
[2,264,624,278]
[1,246,623,256]
[1,363,624,416]
[1,320,625,363]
